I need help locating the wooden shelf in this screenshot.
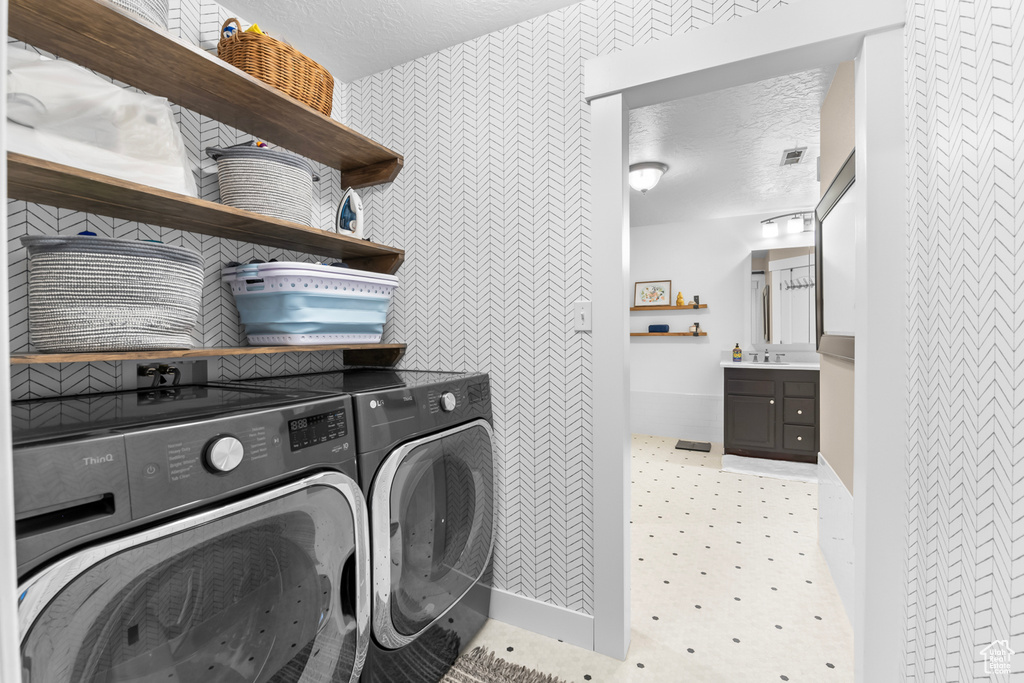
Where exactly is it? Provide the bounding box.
[10,0,403,189]
[630,305,708,311]
[9,153,405,274]
[10,343,407,366]
[631,332,707,337]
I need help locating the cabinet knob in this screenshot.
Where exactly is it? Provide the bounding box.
[797,436,803,441]
[769,399,775,405]
[797,409,803,415]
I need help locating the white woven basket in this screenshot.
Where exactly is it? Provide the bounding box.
[207,143,319,226]
[108,0,169,29]
[21,235,203,353]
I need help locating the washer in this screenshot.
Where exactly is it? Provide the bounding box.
[228,369,495,683]
[12,383,371,683]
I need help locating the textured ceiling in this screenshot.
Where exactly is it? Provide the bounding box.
[221,0,580,82]
[629,66,837,228]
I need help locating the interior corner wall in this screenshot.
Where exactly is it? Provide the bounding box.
[903,0,1024,677]
[819,60,854,199]
[342,0,790,621]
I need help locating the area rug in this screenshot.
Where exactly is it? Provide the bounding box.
[441,647,569,683]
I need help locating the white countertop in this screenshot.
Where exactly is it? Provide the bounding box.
[720,360,820,370]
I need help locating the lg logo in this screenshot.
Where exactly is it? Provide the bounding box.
[370,399,384,409]
[82,453,115,466]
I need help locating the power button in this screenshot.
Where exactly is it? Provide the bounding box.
[143,462,161,479]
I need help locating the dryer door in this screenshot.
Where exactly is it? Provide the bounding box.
[18,472,369,683]
[371,419,494,649]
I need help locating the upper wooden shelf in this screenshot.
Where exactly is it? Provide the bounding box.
[9,0,403,189]
[631,332,707,337]
[630,304,708,311]
[9,153,405,274]
[10,343,407,367]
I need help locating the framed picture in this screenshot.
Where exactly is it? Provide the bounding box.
[634,280,672,307]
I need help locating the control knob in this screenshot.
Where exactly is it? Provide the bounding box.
[205,436,244,473]
[440,392,457,412]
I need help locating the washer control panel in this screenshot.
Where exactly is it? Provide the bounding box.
[124,396,356,519]
[353,373,491,454]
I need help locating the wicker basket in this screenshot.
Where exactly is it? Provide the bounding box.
[21,235,203,353]
[217,18,334,117]
[108,0,168,29]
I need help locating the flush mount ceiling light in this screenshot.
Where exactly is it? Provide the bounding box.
[761,211,813,238]
[629,162,669,194]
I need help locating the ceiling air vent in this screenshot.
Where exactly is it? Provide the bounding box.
[780,147,807,166]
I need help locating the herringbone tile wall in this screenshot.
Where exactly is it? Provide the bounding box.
[7,0,351,399]
[6,0,788,617]
[904,0,1024,678]
[343,0,787,615]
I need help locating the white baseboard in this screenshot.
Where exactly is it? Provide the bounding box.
[721,453,818,482]
[818,453,854,624]
[630,391,722,442]
[489,588,595,651]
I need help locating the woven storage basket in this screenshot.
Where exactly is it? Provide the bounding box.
[217,18,334,117]
[108,0,168,29]
[207,142,320,226]
[21,235,203,353]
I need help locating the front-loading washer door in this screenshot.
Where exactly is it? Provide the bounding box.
[370,419,494,650]
[17,471,370,683]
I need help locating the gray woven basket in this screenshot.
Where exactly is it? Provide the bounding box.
[21,235,203,353]
[108,0,169,29]
[207,143,320,227]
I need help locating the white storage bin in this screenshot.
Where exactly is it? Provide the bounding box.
[223,261,398,345]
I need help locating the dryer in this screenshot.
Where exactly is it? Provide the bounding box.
[12,383,372,683]
[228,370,495,683]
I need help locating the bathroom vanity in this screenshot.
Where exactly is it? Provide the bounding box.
[721,362,820,463]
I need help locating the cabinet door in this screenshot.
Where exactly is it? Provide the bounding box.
[725,395,777,450]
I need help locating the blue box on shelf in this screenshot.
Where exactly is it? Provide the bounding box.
[648,324,670,333]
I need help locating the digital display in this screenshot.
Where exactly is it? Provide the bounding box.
[289,409,347,451]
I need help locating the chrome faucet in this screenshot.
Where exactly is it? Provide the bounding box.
[763,349,770,363]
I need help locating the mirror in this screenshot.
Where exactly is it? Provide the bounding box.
[750,247,816,348]
[814,149,856,360]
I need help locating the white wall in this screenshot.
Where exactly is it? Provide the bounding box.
[629,213,813,441]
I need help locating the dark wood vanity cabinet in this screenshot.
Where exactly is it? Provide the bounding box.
[724,368,820,463]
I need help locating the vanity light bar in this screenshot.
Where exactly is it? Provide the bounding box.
[761,211,813,237]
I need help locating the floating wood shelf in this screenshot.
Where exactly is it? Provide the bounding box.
[8,154,405,274]
[630,305,708,311]
[631,332,707,337]
[10,0,403,189]
[10,343,407,367]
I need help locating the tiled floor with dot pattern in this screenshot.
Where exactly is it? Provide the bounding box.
[466,435,854,682]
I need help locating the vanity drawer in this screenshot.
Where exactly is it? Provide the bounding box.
[783,381,816,398]
[783,424,816,451]
[784,398,815,425]
[726,379,776,397]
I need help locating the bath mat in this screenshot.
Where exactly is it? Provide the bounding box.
[721,453,817,483]
[441,647,569,683]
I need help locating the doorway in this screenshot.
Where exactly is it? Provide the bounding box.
[587,3,907,682]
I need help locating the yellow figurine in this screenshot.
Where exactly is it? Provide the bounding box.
[675,292,685,307]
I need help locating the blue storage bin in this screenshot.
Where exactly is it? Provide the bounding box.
[223,261,398,345]
[648,324,670,333]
